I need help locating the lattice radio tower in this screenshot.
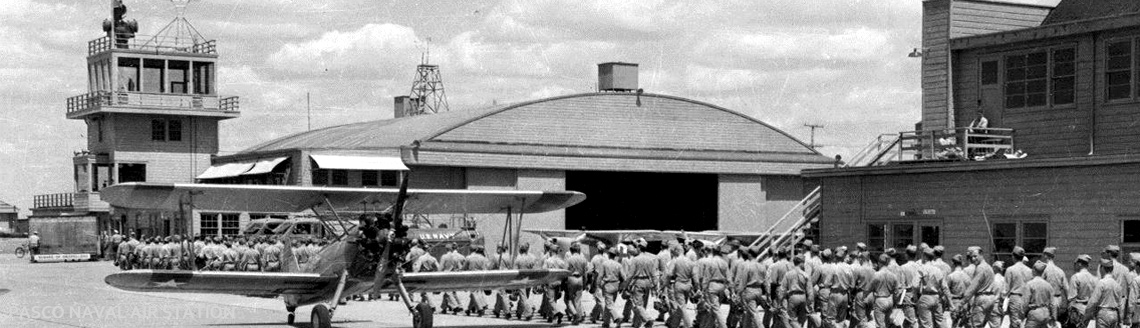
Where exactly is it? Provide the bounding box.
[405,41,449,116]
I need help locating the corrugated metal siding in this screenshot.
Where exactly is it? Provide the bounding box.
[819,162,1140,274]
[432,94,815,154]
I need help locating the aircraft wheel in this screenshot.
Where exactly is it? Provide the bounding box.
[414,301,434,328]
[310,304,332,328]
[286,305,296,325]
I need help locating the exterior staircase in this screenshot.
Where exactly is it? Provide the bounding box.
[749,186,821,256]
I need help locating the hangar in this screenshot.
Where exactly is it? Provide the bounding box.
[201,65,834,246]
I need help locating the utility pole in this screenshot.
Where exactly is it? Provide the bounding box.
[804,123,825,149]
[307,92,311,131]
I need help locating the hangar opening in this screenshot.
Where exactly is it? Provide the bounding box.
[565,171,718,231]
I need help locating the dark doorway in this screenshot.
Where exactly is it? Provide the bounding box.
[565,171,717,231]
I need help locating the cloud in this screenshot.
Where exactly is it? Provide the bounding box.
[267,23,423,76]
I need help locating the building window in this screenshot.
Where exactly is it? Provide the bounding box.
[200,213,219,236]
[891,224,915,249]
[142,59,164,93]
[220,213,240,236]
[312,168,329,185]
[331,169,348,185]
[96,118,104,142]
[1124,220,1140,253]
[151,119,166,141]
[362,171,378,186]
[117,163,146,183]
[168,60,189,94]
[193,62,213,95]
[1003,47,1075,108]
[867,224,886,254]
[992,221,1048,263]
[1005,52,1048,108]
[167,119,182,141]
[1107,40,1133,100]
[380,171,398,186]
[1051,48,1076,105]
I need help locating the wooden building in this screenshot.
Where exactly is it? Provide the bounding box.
[808,0,1140,266]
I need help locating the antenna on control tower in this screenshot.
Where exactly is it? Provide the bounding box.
[404,37,450,116]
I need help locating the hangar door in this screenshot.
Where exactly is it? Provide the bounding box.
[565,171,717,231]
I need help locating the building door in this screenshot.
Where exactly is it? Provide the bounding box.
[977,55,1003,128]
[920,224,941,247]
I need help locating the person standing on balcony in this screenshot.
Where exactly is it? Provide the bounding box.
[969,110,989,132]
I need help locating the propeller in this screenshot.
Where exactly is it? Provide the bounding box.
[374,171,411,295]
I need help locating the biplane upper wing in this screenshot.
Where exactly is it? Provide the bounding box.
[101,183,585,214]
[104,270,336,296]
[105,269,570,296]
[525,229,767,246]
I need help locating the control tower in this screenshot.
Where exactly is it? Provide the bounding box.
[33,1,240,237]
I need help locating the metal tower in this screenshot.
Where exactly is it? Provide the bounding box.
[405,59,449,116]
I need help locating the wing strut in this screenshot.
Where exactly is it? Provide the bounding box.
[320,196,350,239]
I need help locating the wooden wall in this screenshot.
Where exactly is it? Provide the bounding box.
[819,161,1140,274]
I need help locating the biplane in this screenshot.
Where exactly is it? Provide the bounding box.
[523,229,768,254]
[101,176,585,328]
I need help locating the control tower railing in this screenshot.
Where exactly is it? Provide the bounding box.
[67,91,239,114]
[88,35,217,56]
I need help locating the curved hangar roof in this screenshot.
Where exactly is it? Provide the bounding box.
[240,93,833,175]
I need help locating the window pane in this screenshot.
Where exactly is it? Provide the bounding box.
[312,169,328,185]
[1125,221,1140,243]
[1007,68,1026,81]
[1053,48,1075,62]
[1053,63,1075,76]
[331,169,348,185]
[117,57,140,91]
[1023,222,1047,238]
[1006,95,1025,108]
[361,171,378,186]
[920,226,940,246]
[1109,85,1131,100]
[151,119,165,141]
[1007,54,1026,68]
[1053,89,1075,105]
[868,224,886,253]
[1026,65,1047,79]
[193,62,213,94]
[380,171,399,186]
[893,224,914,249]
[167,119,182,141]
[981,61,999,85]
[142,59,164,93]
[1027,93,1047,107]
[1027,52,1047,65]
[1026,80,1047,93]
[1006,82,1026,94]
[994,223,1017,238]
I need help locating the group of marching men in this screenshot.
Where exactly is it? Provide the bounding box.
[108,231,328,272]
[398,237,1140,328]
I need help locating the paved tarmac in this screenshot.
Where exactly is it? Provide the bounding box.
[0,239,613,328]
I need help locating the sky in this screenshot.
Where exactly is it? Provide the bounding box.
[0,0,926,216]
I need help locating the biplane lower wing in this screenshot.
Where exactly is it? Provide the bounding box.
[525,229,767,246]
[101,183,585,214]
[106,269,570,297]
[104,270,337,296]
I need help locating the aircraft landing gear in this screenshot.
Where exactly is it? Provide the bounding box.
[286,305,296,325]
[310,304,331,328]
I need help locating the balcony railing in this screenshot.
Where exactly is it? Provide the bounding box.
[896,127,1015,162]
[34,193,75,209]
[88,35,217,56]
[67,91,239,115]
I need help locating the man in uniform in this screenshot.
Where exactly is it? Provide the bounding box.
[109,230,122,262]
[666,240,698,328]
[851,245,876,328]
[899,245,923,328]
[768,248,795,328]
[564,243,590,325]
[590,241,610,324]
[598,247,626,328]
[962,246,1000,328]
[738,246,769,328]
[464,245,493,316]
[1023,261,1056,328]
[27,231,40,256]
[491,245,514,318]
[439,243,466,314]
[917,247,951,328]
[513,243,540,320]
[931,246,952,277]
[779,254,814,328]
[810,248,838,328]
[870,253,900,328]
[262,238,281,272]
[1127,253,1140,328]
[240,239,260,271]
[625,239,661,328]
[946,254,972,328]
[222,240,240,271]
[116,236,135,270]
[1084,258,1125,328]
[1067,255,1097,328]
[1040,247,1069,326]
[541,244,569,323]
[696,243,731,328]
[1006,246,1035,328]
[413,245,440,309]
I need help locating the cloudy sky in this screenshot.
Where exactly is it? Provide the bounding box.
[0,0,926,215]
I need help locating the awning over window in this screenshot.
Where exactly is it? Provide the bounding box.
[242,157,289,175]
[196,162,255,179]
[310,154,409,171]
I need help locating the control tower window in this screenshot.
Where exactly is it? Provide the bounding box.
[168,60,189,94]
[151,119,166,141]
[167,119,182,141]
[193,62,213,95]
[117,57,140,92]
[118,163,146,183]
[142,59,164,93]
